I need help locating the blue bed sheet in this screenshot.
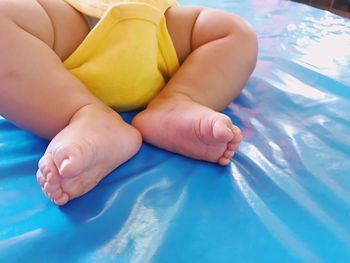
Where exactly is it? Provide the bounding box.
[1,0,350,262]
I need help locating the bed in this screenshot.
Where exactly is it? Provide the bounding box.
[1,0,350,262]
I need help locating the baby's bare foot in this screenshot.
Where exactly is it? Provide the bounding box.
[132,97,242,165]
[36,105,141,205]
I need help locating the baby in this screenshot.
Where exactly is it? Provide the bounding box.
[0,0,257,205]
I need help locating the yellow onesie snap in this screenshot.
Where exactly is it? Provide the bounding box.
[64,0,179,111]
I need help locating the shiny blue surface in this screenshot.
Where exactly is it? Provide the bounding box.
[1,1,350,262]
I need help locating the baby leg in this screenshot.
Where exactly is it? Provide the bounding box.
[0,0,141,205]
[133,6,258,165]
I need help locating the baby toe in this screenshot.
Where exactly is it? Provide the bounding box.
[231,126,242,143]
[36,170,46,187]
[224,149,234,159]
[52,145,84,178]
[228,140,241,151]
[218,156,230,166]
[38,155,47,169]
[50,188,63,200]
[53,192,70,206]
[213,122,235,142]
[46,172,61,184]
[38,156,51,175]
[43,181,60,193]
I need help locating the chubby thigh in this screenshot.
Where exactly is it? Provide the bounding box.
[0,0,99,138]
[0,0,90,61]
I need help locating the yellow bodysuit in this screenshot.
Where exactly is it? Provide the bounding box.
[64,0,179,111]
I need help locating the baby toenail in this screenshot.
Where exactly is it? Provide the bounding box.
[59,158,71,172]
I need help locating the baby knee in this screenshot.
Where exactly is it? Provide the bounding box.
[211,11,258,73]
[229,14,258,69]
[0,0,54,47]
[193,8,258,57]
